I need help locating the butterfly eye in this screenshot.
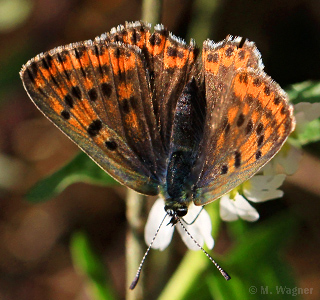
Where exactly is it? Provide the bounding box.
[164,205,174,216]
[176,206,188,217]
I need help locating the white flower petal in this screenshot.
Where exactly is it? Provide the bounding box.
[233,193,260,222]
[220,194,240,221]
[220,193,259,222]
[177,204,214,250]
[145,199,214,251]
[197,208,215,250]
[144,198,174,251]
[243,174,286,202]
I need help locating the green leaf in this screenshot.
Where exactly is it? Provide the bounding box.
[26,152,118,202]
[286,81,320,105]
[70,231,116,300]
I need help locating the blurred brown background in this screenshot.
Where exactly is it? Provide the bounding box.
[1,0,320,299]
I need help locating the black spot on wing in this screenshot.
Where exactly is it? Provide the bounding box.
[71,86,82,100]
[237,113,245,127]
[238,38,246,48]
[105,139,117,151]
[87,119,102,137]
[225,123,230,134]
[41,58,50,70]
[256,150,262,160]
[246,119,253,134]
[149,34,162,46]
[64,94,74,108]
[88,88,98,101]
[257,135,264,146]
[26,68,36,84]
[225,46,234,57]
[264,85,271,96]
[253,78,261,87]
[234,151,241,168]
[221,165,228,174]
[167,46,184,58]
[61,110,70,119]
[120,99,130,114]
[25,62,39,84]
[280,106,287,115]
[274,96,281,105]
[101,83,112,98]
[239,72,248,84]
[207,53,219,63]
[75,46,85,59]
[256,123,264,135]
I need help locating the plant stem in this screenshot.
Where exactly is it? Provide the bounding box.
[125,189,147,300]
[125,2,163,299]
[141,0,163,24]
[187,0,220,43]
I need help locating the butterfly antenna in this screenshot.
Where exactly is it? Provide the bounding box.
[129,213,168,290]
[177,218,231,281]
[183,206,204,225]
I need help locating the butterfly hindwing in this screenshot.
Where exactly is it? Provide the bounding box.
[193,37,295,205]
[107,21,201,153]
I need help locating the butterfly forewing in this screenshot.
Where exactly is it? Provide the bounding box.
[20,22,205,195]
[21,37,163,195]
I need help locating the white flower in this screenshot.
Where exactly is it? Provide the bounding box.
[145,198,214,251]
[220,174,286,222]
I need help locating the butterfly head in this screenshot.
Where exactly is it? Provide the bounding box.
[164,200,188,225]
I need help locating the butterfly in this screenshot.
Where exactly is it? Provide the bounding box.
[20,20,295,225]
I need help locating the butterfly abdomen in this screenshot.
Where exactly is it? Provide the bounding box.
[166,150,194,201]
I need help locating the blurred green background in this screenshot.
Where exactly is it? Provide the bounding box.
[0,0,320,299]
